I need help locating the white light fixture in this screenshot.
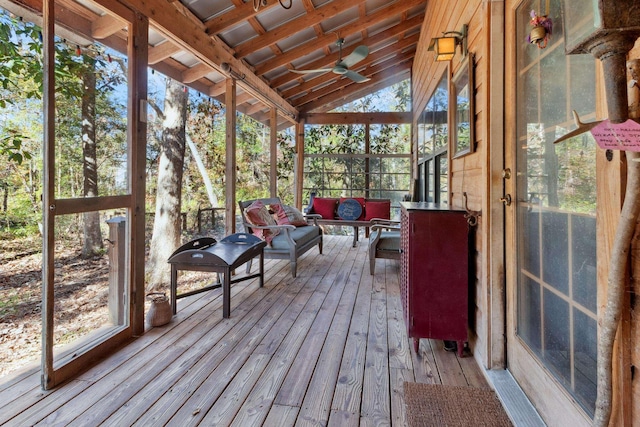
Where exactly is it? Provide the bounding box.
[428,24,468,62]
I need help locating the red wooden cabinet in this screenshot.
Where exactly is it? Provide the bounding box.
[400,202,469,356]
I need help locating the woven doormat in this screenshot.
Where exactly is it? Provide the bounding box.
[404,382,513,427]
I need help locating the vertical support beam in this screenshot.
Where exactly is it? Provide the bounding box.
[130,12,148,336]
[270,108,278,198]
[294,118,305,209]
[365,123,370,198]
[485,0,506,370]
[225,78,237,234]
[41,0,55,390]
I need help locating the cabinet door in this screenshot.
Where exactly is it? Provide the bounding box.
[408,211,468,341]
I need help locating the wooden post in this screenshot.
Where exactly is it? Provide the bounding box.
[270,108,278,198]
[295,118,305,209]
[107,217,126,325]
[225,78,237,235]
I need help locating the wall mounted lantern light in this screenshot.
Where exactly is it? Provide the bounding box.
[428,24,468,62]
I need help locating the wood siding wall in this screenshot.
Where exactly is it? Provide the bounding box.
[412,0,503,370]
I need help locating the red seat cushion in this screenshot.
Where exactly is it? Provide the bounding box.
[364,200,391,221]
[340,197,365,220]
[312,197,339,219]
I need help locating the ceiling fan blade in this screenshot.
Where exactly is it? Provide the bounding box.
[344,69,370,83]
[290,68,332,75]
[340,45,369,68]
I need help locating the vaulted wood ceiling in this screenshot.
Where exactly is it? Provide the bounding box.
[3,0,426,127]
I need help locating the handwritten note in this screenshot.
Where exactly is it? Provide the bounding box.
[591,119,640,151]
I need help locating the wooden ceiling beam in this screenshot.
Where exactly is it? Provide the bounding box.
[292,53,413,108]
[132,0,298,121]
[233,0,366,58]
[281,34,418,99]
[205,1,280,35]
[298,64,412,113]
[149,41,181,65]
[255,0,425,75]
[91,14,125,39]
[182,62,213,83]
[268,14,423,89]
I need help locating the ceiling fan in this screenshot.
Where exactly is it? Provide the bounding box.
[290,38,371,83]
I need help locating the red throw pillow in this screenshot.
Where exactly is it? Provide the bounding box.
[364,200,391,221]
[312,197,339,219]
[271,203,307,227]
[244,200,279,244]
[340,197,365,220]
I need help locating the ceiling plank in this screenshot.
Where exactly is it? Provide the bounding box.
[281,34,418,99]
[268,14,423,89]
[254,0,425,75]
[131,0,298,120]
[233,0,367,58]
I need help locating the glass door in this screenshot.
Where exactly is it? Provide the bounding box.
[41,0,146,388]
[507,0,598,424]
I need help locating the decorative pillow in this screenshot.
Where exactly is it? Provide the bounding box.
[271,203,307,227]
[244,200,279,244]
[364,200,391,221]
[312,197,339,219]
[340,197,366,220]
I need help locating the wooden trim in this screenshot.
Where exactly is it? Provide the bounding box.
[484,0,506,370]
[130,9,148,337]
[52,195,131,215]
[270,108,278,198]
[225,78,237,235]
[41,0,55,390]
[295,119,305,210]
[303,112,412,125]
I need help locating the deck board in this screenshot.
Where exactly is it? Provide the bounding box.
[1,235,489,427]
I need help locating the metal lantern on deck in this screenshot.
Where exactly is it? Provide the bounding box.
[562,0,640,122]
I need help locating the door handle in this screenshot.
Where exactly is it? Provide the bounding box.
[500,194,512,206]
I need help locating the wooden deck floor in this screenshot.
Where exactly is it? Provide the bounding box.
[0,234,487,426]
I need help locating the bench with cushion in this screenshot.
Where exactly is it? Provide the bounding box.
[239,197,323,278]
[304,193,392,247]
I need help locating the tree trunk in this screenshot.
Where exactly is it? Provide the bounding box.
[81,55,103,258]
[147,79,188,291]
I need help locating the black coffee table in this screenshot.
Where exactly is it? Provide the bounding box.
[168,233,266,318]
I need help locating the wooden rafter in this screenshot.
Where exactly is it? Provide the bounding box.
[233,0,367,58]
[254,0,425,75]
[268,13,423,89]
